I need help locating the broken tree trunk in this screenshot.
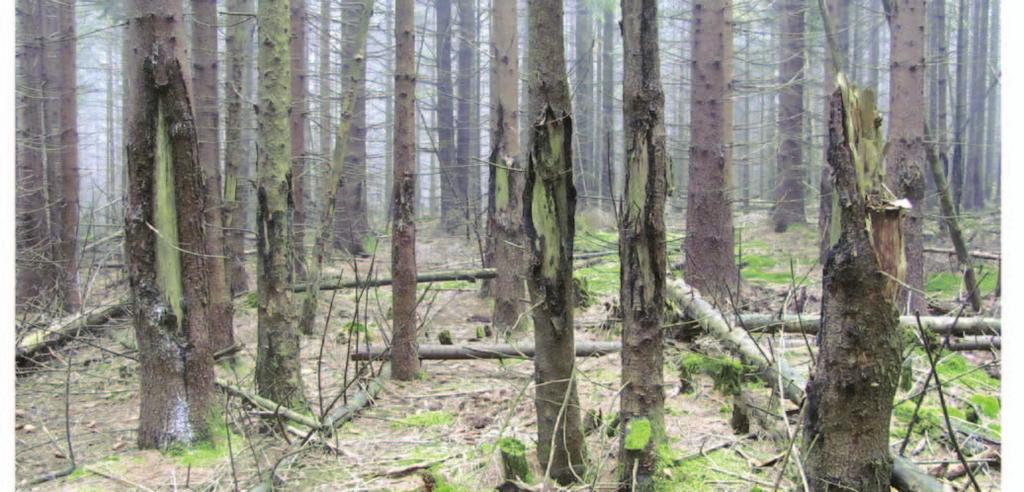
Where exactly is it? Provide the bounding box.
[924,123,983,311]
[666,278,943,492]
[293,268,496,293]
[350,341,621,361]
[16,300,128,366]
[803,77,906,492]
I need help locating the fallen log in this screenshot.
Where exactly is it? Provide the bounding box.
[666,278,946,492]
[216,379,323,430]
[923,247,1000,262]
[16,300,130,366]
[293,269,497,293]
[323,364,389,429]
[947,336,1000,352]
[350,341,621,361]
[737,314,1000,337]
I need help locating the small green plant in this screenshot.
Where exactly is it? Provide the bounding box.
[242,291,259,309]
[393,410,454,429]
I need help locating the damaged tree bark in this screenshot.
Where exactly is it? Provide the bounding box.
[523,0,587,483]
[803,78,906,492]
[619,0,669,487]
[124,0,217,449]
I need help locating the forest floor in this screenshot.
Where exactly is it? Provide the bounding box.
[15,208,1002,491]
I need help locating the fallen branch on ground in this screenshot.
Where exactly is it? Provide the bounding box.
[947,336,1000,352]
[738,314,1000,337]
[293,269,497,293]
[923,247,1000,262]
[17,300,129,366]
[666,278,945,492]
[350,341,621,361]
[216,380,323,430]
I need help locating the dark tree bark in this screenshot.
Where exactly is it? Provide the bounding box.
[55,0,80,312]
[817,0,849,265]
[950,0,969,211]
[887,0,927,314]
[803,81,904,492]
[192,0,234,349]
[16,0,55,308]
[124,0,217,448]
[436,0,459,234]
[456,0,475,237]
[524,0,587,484]
[256,0,305,409]
[391,0,421,381]
[486,0,528,333]
[772,0,806,232]
[618,0,668,488]
[333,0,371,255]
[600,5,615,213]
[290,0,308,277]
[223,0,255,295]
[964,0,990,210]
[684,0,737,299]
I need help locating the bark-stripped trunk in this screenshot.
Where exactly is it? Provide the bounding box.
[55,0,80,312]
[964,0,989,210]
[192,0,234,349]
[456,0,474,237]
[332,0,371,255]
[391,0,420,381]
[950,0,968,211]
[256,0,305,409]
[887,0,927,314]
[300,0,374,334]
[487,0,527,333]
[818,0,848,264]
[684,0,737,299]
[524,0,587,484]
[772,0,805,232]
[16,0,54,307]
[290,0,308,277]
[223,0,254,295]
[574,0,594,209]
[124,0,216,448]
[618,0,667,488]
[803,79,905,492]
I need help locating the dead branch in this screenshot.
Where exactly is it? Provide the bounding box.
[350,341,621,361]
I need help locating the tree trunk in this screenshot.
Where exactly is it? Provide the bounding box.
[436,0,459,234]
[928,0,949,190]
[391,0,421,381]
[223,0,254,295]
[124,0,216,448]
[887,0,927,314]
[803,79,905,492]
[985,0,999,204]
[964,0,989,210]
[290,0,308,277]
[817,0,848,265]
[950,0,969,211]
[54,0,80,312]
[772,0,806,232]
[16,0,55,308]
[319,0,332,189]
[300,0,374,334]
[574,0,594,209]
[684,0,737,300]
[601,5,615,214]
[456,0,474,238]
[487,0,528,333]
[524,1,587,484]
[192,0,234,350]
[256,0,305,409]
[618,0,668,488]
[333,0,371,255]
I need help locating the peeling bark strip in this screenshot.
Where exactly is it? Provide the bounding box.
[124,1,216,449]
[618,0,668,488]
[803,78,906,492]
[487,0,527,334]
[300,0,374,335]
[390,0,420,381]
[255,0,305,410]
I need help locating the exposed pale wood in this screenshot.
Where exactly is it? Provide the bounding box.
[217,379,322,429]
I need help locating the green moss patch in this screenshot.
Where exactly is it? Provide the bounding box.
[624,418,653,451]
[392,410,455,429]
